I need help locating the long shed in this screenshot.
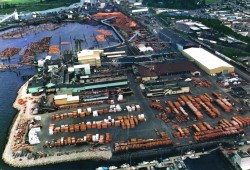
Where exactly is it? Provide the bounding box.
[182,47,234,75]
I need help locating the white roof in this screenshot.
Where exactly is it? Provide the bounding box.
[183,48,234,70]
[28,128,40,145]
[137,44,154,52]
[54,94,68,100]
[190,26,200,31]
[74,64,90,69]
[195,23,205,27]
[45,56,52,60]
[78,49,103,56]
[67,95,79,101]
[185,22,195,26]
[68,67,74,72]
[200,26,210,30]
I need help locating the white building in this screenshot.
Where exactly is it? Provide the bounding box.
[234,151,250,170]
[182,47,234,75]
[77,50,103,67]
[131,7,149,14]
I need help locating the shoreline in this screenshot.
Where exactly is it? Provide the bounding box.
[1,79,232,168]
[2,80,112,168]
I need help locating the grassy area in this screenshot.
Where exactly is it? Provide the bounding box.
[214,45,250,59]
[206,0,219,4]
[0,0,79,14]
[0,0,39,4]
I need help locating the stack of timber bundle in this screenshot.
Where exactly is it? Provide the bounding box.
[114,138,172,153]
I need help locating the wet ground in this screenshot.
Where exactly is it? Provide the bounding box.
[0,22,121,65]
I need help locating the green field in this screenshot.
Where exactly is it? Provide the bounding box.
[0,0,79,14]
[206,0,219,4]
[0,0,39,4]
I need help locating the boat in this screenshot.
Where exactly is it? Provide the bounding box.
[188,154,200,159]
[162,158,170,162]
[150,160,158,164]
[109,166,118,170]
[138,161,149,165]
[155,162,166,168]
[185,150,195,155]
[120,163,130,168]
[96,167,108,170]
[181,155,187,160]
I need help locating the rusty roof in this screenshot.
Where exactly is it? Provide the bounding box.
[137,61,198,77]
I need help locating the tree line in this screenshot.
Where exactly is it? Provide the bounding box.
[144,0,206,10]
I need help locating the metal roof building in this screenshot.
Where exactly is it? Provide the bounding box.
[182,47,234,75]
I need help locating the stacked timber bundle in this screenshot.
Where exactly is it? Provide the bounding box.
[231,116,250,128]
[155,112,171,123]
[196,122,208,131]
[193,120,244,142]
[172,125,190,138]
[45,133,112,147]
[191,77,212,88]
[193,127,244,142]
[12,119,29,150]
[175,115,189,123]
[177,97,186,106]
[159,132,169,138]
[61,42,70,45]
[50,111,87,121]
[106,133,112,144]
[166,101,180,115]
[204,101,221,116]
[0,47,21,57]
[58,101,104,109]
[212,91,233,112]
[194,97,216,118]
[150,101,164,111]
[49,45,59,54]
[97,29,112,36]
[212,91,222,99]
[203,122,213,130]
[37,37,51,52]
[171,99,190,123]
[114,138,172,153]
[215,99,231,112]
[18,98,26,105]
[50,115,145,134]
[204,93,214,102]
[96,35,106,42]
[173,101,189,118]
[180,95,203,120]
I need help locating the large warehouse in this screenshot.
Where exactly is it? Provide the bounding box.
[182,47,234,75]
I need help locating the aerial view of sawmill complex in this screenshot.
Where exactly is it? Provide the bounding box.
[1,0,250,169]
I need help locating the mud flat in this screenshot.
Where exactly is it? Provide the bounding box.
[2,80,112,168]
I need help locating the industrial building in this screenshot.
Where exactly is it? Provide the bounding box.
[68,64,91,75]
[144,81,190,97]
[135,61,200,81]
[158,28,197,51]
[28,79,45,94]
[182,47,234,75]
[53,75,128,105]
[54,94,80,105]
[77,50,103,67]
[130,6,149,15]
[234,150,250,170]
